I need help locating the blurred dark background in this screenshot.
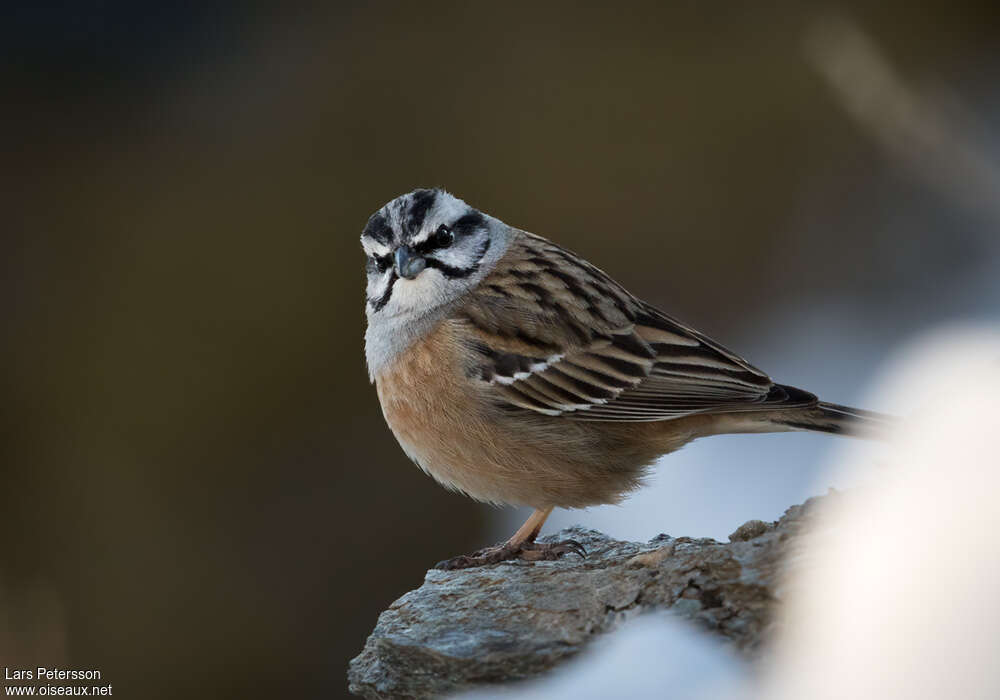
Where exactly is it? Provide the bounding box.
[3,2,999,698]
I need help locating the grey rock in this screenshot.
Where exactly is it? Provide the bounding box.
[728,519,772,542]
[348,497,825,699]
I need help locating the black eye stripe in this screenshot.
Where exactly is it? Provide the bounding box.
[411,210,484,255]
[412,225,455,255]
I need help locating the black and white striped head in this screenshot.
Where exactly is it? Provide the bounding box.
[361,189,505,318]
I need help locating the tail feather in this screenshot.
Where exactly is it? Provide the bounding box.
[776,399,896,438]
[699,384,896,440]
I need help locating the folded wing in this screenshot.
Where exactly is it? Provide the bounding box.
[458,231,815,422]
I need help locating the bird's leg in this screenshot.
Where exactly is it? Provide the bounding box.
[434,506,586,570]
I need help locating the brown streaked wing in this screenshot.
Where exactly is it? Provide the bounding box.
[458,230,810,421]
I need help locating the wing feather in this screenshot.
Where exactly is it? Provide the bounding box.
[457,231,814,421]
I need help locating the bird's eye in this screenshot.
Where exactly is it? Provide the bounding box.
[435,225,454,248]
[373,254,391,272]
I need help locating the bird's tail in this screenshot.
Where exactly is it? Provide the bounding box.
[774,401,896,439]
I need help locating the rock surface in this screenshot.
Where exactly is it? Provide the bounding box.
[348,498,824,699]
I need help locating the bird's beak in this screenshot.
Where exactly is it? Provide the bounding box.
[394,246,426,280]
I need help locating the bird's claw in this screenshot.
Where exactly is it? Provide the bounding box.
[434,538,586,570]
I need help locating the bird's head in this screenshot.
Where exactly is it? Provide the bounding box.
[360,188,506,319]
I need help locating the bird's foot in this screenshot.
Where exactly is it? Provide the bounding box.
[434,539,586,570]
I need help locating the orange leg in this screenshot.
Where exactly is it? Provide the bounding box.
[506,506,553,547]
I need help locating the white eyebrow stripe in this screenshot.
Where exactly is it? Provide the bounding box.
[362,239,392,257]
[409,229,432,245]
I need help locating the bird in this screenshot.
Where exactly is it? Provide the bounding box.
[362,188,891,570]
